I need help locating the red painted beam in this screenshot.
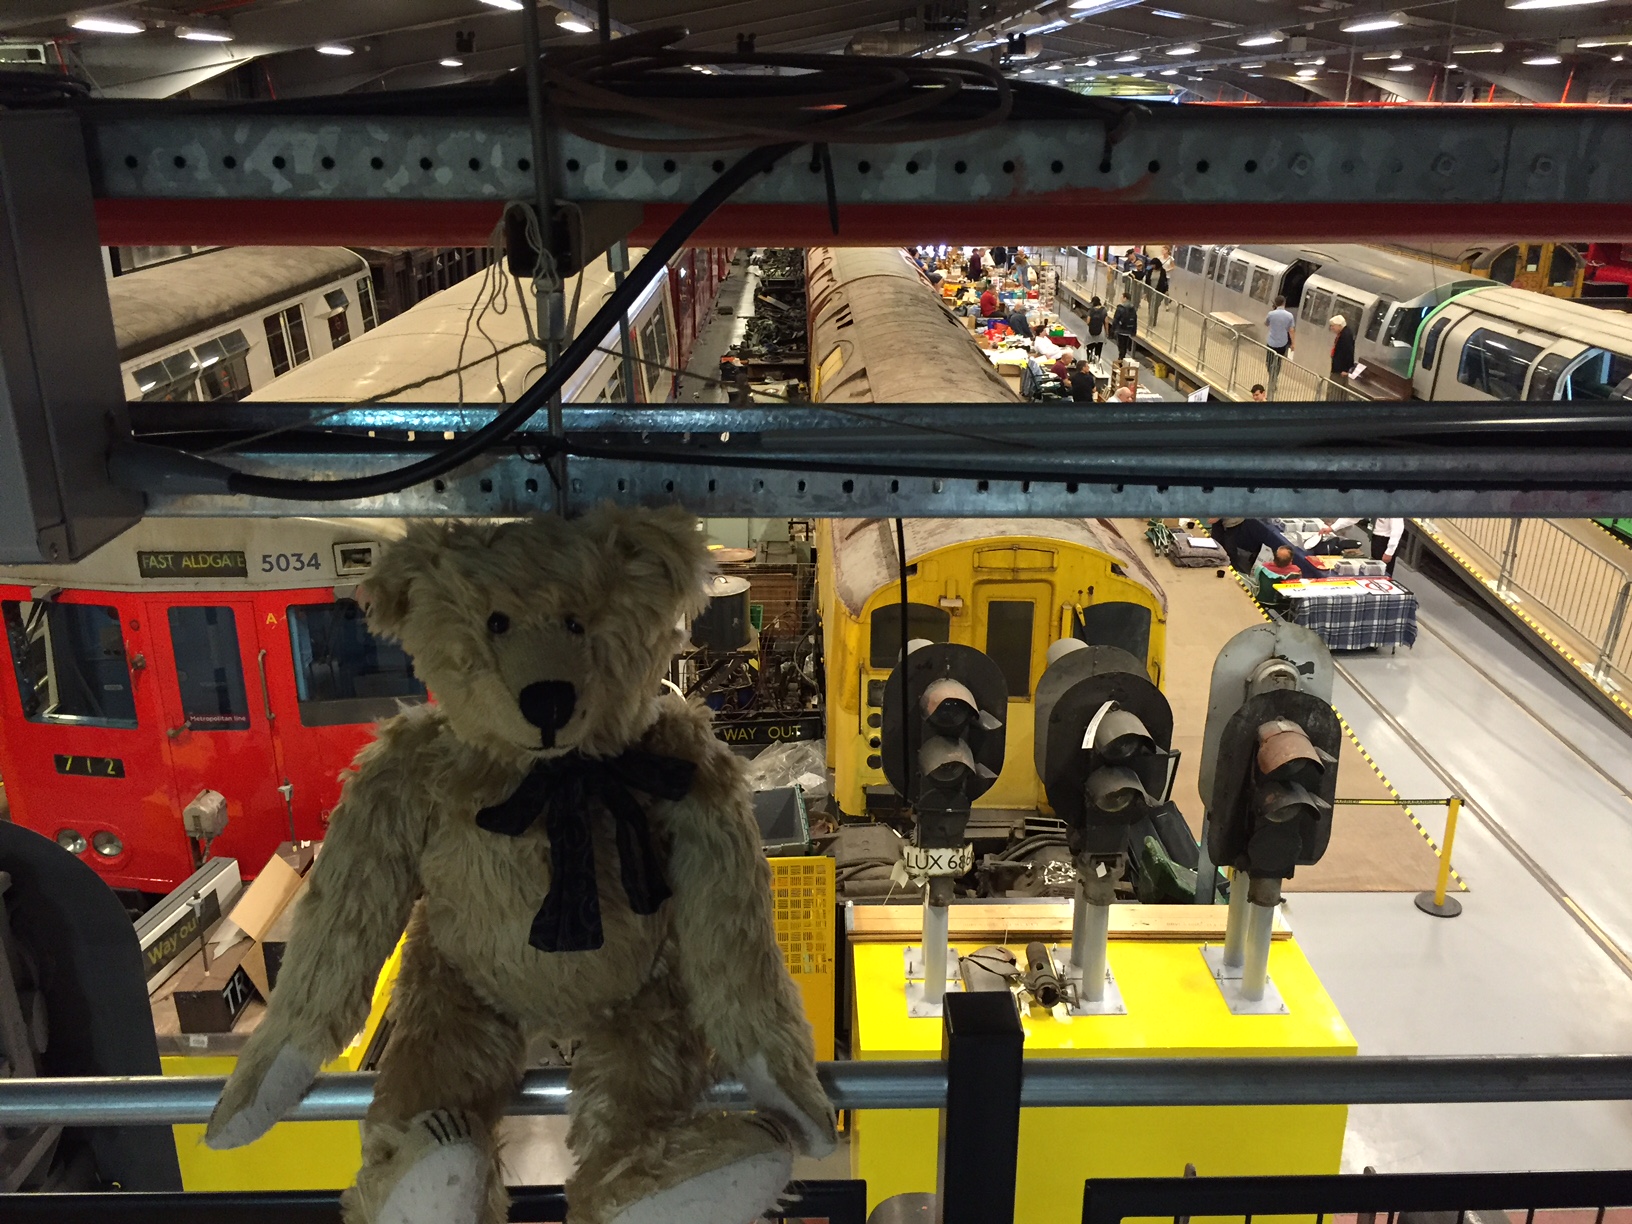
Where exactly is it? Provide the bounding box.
[95,197,1632,249]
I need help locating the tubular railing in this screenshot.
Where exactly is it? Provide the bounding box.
[1428,517,1632,689]
[1042,249,1362,403]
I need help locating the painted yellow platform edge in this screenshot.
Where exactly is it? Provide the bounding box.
[850,937,1355,1224]
[161,938,405,1192]
[1230,568,1468,892]
[1421,523,1632,719]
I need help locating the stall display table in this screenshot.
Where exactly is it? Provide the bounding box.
[849,930,1355,1224]
[1273,576,1419,650]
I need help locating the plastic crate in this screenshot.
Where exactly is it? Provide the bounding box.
[768,856,836,1059]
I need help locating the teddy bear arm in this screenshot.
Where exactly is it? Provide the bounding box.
[662,788,837,1155]
[206,724,432,1148]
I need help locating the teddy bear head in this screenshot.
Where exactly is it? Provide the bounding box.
[362,505,712,759]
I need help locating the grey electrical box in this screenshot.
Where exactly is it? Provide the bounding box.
[0,110,142,563]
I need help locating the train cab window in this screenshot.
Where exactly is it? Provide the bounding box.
[868,603,950,669]
[194,331,252,402]
[1562,349,1632,400]
[1365,299,1395,342]
[1457,328,1544,400]
[1187,247,1206,274]
[358,277,379,331]
[263,305,311,377]
[1488,246,1521,285]
[133,351,202,402]
[3,601,137,728]
[1225,260,1249,294]
[1385,305,1425,348]
[1303,288,1333,326]
[287,601,427,727]
[167,606,250,731]
[984,601,1035,699]
[1419,317,1452,370]
[1074,602,1153,668]
[1548,245,1580,288]
[1248,268,1274,304]
[1527,353,1571,401]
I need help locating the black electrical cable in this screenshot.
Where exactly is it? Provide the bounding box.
[895,517,914,811]
[217,140,796,502]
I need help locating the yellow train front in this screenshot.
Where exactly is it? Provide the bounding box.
[818,517,1170,823]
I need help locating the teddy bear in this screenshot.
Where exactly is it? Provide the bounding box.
[204,506,836,1224]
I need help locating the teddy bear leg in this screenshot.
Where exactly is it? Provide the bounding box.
[565,987,793,1224]
[343,913,525,1224]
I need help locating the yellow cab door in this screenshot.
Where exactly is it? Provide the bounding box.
[970,578,1052,810]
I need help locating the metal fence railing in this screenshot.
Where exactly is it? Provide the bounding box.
[1039,248,1363,403]
[1426,517,1632,690]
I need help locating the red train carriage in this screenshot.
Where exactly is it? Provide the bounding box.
[0,517,418,896]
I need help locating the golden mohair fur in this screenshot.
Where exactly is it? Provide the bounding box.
[206,506,835,1224]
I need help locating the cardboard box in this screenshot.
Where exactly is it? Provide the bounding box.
[242,878,306,1000]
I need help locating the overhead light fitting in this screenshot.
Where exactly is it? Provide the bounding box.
[1453,41,1504,54]
[1386,60,1414,70]
[1294,56,1326,64]
[1523,52,1564,63]
[1151,8,1189,17]
[1066,0,1144,12]
[1114,51,1140,61]
[1445,61,1460,67]
[1296,67,1319,76]
[70,14,145,33]
[555,12,594,32]
[1238,31,1286,46]
[1166,43,1201,55]
[1340,11,1408,33]
[1507,0,1606,8]
[1578,36,1632,47]
[1086,57,1099,65]
[439,57,463,66]
[479,0,524,8]
[1239,61,1265,68]
[1129,70,1147,76]
[176,24,233,41]
[934,45,959,55]
[1025,20,1070,34]
[1045,62,1063,68]
[1618,53,1628,61]
[316,43,355,55]
[1160,66,1180,74]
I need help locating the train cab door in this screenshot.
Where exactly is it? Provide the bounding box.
[972,579,1052,811]
[0,591,191,892]
[143,596,291,879]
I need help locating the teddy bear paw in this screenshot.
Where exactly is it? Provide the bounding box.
[607,1147,792,1224]
[376,1110,488,1224]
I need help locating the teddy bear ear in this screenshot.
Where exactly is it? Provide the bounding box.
[577,503,714,618]
[360,521,450,639]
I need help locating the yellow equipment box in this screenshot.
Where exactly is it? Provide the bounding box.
[850,935,1356,1224]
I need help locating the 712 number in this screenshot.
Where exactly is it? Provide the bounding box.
[261,553,321,573]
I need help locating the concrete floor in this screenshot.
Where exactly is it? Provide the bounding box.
[1290,551,1632,1173]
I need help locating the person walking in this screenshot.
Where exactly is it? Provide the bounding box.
[1264,295,1296,396]
[1085,295,1107,359]
[1112,290,1139,362]
[990,245,1010,270]
[1327,314,1356,400]
[1147,256,1169,327]
[1014,248,1031,291]
[967,247,983,280]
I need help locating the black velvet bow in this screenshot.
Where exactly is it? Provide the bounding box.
[475,749,695,952]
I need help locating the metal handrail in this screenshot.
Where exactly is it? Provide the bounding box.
[6,1055,1632,1127]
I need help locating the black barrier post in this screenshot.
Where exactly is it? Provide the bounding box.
[938,990,1025,1224]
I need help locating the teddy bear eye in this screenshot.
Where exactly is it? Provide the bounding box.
[564,614,584,636]
[487,611,510,635]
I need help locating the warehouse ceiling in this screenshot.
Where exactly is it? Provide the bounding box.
[2,0,1629,102]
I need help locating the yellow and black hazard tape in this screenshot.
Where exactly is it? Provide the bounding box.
[1228,568,1469,892]
[1419,525,1632,721]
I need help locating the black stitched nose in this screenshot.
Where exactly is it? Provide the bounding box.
[519,681,576,736]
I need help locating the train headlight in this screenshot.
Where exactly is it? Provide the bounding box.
[92,831,124,858]
[56,829,88,854]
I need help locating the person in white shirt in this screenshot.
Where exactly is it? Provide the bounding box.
[1264,296,1296,395]
[1327,517,1405,576]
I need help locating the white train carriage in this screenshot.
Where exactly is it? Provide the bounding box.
[247,251,680,406]
[1411,283,1632,402]
[1166,243,1484,397]
[112,247,376,404]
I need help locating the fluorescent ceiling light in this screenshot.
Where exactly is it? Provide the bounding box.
[1019,65,1036,72]
[1025,20,1069,34]
[1086,57,1099,65]
[1578,36,1632,47]
[1507,0,1606,8]
[70,14,145,33]
[1294,56,1326,64]
[1387,61,1414,70]
[1523,53,1564,63]
[555,13,594,32]
[316,43,354,55]
[1114,51,1140,61]
[935,45,959,55]
[1129,70,1147,76]
[176,25,233,41]
[480,0,524,8]
[1445,61,1459,67]
[1166,43,1200,55]
[439,57,463,66]
[1238,31,1285,46]
[1361,51,1392,59]
[1045,62,1063,68]
[1067,0,1144,12]
[1340,11,1407,33]
[1296,67,1319,76]
[1151,8,1189,17]
[1453,41,1503,53]
[1239,61,1265,68]
[1160,67,1180,74]
[1618,53,1627,61]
